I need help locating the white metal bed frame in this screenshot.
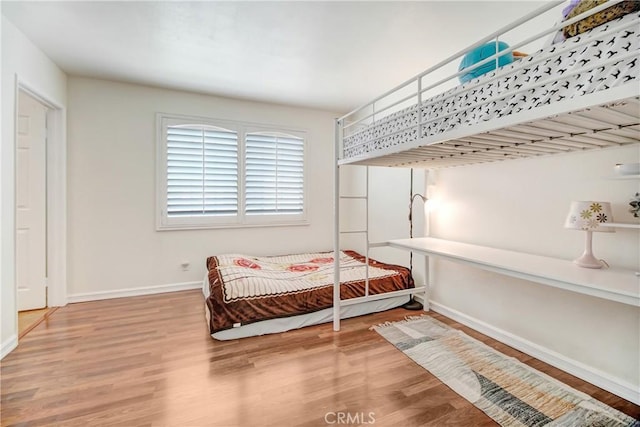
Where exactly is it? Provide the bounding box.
[332,0,640,331]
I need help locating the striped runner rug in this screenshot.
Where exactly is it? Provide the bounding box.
[373,316,639,427]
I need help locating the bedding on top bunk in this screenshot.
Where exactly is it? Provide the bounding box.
[343,11,639,160]
[204,250,413,335]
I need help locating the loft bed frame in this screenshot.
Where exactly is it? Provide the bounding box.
[337,1,639,169]
[332,1,640,332]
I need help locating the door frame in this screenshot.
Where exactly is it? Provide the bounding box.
[15,76,67,309]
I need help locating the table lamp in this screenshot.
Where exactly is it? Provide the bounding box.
[564,201,614,269]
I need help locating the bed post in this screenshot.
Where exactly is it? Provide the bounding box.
[424,169,430,312]
[333,118,341,332]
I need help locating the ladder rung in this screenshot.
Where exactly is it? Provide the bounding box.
[339,195,368,199]
[340,230,368,234]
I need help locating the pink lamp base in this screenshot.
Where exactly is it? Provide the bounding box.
[573,252,604,269]
[573,230,604,269]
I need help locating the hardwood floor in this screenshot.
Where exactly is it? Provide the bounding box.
[18,307,57,339]
[1,290,638,426]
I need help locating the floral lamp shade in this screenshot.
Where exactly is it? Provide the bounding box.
[564,201,614,232]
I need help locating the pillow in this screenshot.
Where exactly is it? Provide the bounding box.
[563,0,640,38]
[563,0,582,18]
[458,41,514,83]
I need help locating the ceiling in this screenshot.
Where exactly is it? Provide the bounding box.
[2,1,548,113]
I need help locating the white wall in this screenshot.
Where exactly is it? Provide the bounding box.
[429,144,640,398]
[0,15,4,357]
[1,16,67,357]
[66,77,338,298]
[339,165,426,286]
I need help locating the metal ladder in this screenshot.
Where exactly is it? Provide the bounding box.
[333,154,372,331]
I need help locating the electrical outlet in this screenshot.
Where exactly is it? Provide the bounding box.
[181,261,190,271]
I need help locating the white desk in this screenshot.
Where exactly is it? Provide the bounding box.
[386,237,640,307]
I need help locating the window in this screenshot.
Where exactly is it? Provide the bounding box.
[157,114,307,230]
[245,132,304,216]
[166,125,239,218]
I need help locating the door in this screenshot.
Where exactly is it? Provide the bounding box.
[16,90,48,310]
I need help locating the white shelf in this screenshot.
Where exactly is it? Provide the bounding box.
[600,222,640,229]
[607,174,640,180]
[386,237,640,307]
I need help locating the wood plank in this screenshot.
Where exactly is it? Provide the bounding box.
[1,290,638,426]
[18,307,56,339]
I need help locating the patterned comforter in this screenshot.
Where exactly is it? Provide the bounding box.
[205,250,413,334]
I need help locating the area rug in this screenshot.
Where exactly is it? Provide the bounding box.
[373,316,639,427]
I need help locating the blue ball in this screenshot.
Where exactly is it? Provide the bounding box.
[458,41,513,83]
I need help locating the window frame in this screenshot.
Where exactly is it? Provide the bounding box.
[156,113,309,231]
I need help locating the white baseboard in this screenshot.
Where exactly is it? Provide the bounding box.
[67,281,202,303]
[416,297,640,405]
[1,334,18,360]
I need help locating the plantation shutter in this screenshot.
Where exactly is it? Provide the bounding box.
[245,132,304,215]
[166,125,238,217]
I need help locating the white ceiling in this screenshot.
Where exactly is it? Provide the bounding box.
[2,1,547,113]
